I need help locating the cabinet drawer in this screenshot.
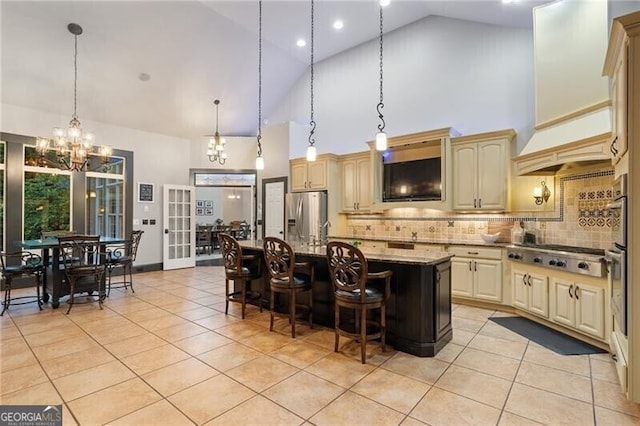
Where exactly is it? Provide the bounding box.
[447,246,502,260]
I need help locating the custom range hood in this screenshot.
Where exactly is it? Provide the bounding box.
[513,0,612,176]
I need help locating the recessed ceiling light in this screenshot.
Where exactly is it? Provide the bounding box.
[380,0,391,7]
[333,20,344,30]
[296,38,306,47]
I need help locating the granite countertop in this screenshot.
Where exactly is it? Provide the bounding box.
[328,235,510,248]
[239,240,453,266]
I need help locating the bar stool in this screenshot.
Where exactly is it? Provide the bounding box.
[219,233,262,319]
[263,237,315,338]
[326,241,392,364]
[1,252,44,316]
[106,230,143,296]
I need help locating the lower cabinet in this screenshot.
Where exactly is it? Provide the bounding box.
[512,268,549,318]
[549,278,605,339]
[449,246,502,303]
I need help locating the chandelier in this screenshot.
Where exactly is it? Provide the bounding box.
[36,23,112,171]
[207,99,228,165]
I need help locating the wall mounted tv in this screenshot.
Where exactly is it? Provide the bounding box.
[382,157,442,202]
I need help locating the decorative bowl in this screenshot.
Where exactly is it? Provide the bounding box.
[480,233,500,243]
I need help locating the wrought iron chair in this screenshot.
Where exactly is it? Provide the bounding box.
[1,251,45,316]
[219,232,262,319]
[58,235,107,314]
[326,241,392,364]
[105,230,143,296]
[263,237,315,338]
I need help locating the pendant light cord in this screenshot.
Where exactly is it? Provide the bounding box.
[73,33,78,120]
[377,5,385,133]
[257,0,263,157]
[308,0,316,146]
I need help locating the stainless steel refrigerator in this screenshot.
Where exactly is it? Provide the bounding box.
[286,191,328,245]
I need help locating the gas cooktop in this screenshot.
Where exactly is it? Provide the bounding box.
[507,244,606,277]
[513,244,605,256]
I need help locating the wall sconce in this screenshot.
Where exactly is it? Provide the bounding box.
[533,181,551,205]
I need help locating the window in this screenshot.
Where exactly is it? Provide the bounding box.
[86,157,125,238]
[23,167,72,240]
[0,142,5,251]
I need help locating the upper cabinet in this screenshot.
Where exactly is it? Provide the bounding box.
[451,130,514,211]
[290,155,338,192]
[340,152,371,213]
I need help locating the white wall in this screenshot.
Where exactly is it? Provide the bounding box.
[269,15,536,157]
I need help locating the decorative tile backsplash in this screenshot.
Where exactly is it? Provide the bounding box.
[344,169,614,250]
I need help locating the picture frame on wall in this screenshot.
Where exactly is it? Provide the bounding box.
[196,200,204,208]
[205,208,213,216]
[138,182,155,203]
[204,200,213,208]
[196,208,204,216]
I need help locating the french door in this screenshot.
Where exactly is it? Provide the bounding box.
[163,184,196,270]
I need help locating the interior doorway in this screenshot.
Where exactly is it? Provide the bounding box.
[262,177,287,240]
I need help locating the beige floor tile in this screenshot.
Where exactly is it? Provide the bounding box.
[31,335,100,361]
[142,357,219,397]
[410,387,501,426]
[381,351,449,385]
[454,347,521,381]
[168,375,255,424]
[226,354,299,392]
[67,378,161,424]
[153,322,209,342]
[90,323,149,345]
[205,394,303,425]
[450,329,477,346]
[123,306,170,323]
[435,364,511,409]
[138,314,191,332]
[400,417,427,426]
[103,332,167,358]
[53,360,135,401]
[162,300,206,313]
[305,352,375,388]
[498,411,545,425]
[303,328,348,351]
[173,330,233,355]
[591,357,620,384]
[0,363,49,395]
[451,316,486,333]
[263,371,345,419]
[270,339,331,369]
[66,304,121,323]
[108,299,156,315]
[338,339,396,366]
[107,399,195,426]
[0,339,39,373]
[467,333,527,360]
[121,344,191,375]
[310,391,405,426]
[351,368,431,414]
[593,378,640,417]
[523,343,591,376]
[0,381,63,405]
[504,383,594,425]
[240,330,299,353]
[453,305,495,322]
[0,325,21,341]
[594,405,640,425]
[434,342,464,363]
[215,321,265,339]
[41,345,116,380]
[176,306,219,321]
[16,315,75,336]
[515,361,593,403]
[196,342,262,371]
[477,321,530,343]
[194,313,241,330]
[22,325,85,348]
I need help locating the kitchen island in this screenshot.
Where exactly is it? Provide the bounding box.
[239,240,454,357]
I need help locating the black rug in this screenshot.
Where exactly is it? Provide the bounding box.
[489,316,607,356]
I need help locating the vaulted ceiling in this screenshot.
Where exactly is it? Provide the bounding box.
[1,1,546,141]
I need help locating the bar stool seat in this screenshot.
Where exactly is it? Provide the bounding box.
[1,252,44,316]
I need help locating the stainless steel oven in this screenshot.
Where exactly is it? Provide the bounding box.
[606,173,628,336]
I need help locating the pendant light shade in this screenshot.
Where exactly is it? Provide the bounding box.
[306,145,317,161]
[375,131,387,151]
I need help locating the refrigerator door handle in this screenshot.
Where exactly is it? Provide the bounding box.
[296,198,303,241]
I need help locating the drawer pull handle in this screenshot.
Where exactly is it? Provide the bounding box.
[467,251,479,255]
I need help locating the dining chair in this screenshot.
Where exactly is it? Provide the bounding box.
[263,237,315,338]
[219,233,262,319]
[58,235,107,314]
[196,226,213,255]
[1,251,45,316]
[105,230,143,296]
[326,241,392,364]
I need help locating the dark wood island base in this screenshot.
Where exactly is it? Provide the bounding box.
[239,241,453,357]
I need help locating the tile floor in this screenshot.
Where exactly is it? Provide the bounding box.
[2,266,640,425]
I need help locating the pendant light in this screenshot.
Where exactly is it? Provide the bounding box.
[255,0,265,170]
[306,0,317,162]
[375,5,387,151]
[207,99,228,165]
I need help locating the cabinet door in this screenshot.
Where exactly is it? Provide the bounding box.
[477,140,507,210]
[528,272,549,318]
[611,43,628,164]
[549,278,575,328]
[512,269,529,310]
[341,159,357,212]
[451,258,474,297]
[356,156,371,210]
[291,162,308,192]
[308,160,327,190]
[452,144,478,210]
[574,283,605,339]
[474,259,502,302]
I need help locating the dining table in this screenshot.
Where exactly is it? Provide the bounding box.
[20,236,127,309]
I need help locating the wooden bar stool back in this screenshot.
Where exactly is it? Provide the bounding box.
[219,233,262,319]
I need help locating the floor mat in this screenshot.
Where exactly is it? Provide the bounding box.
[489,316,607,355]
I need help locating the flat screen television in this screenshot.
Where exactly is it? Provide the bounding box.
[383,157,442,202]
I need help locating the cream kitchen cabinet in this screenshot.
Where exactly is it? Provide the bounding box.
[290,155,337,192]
[512,268,549,318]
[550,278,605,339]
[451,130,514,211]
[340,152,371,212]
[604,16,629,165]
[449,246,502,302]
